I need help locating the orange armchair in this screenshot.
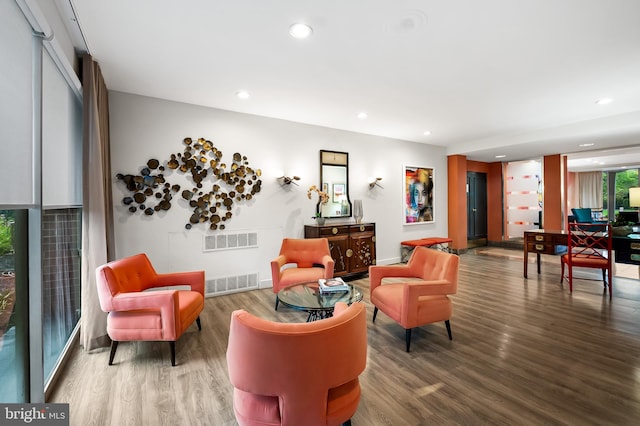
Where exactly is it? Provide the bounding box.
[226,302,367,426]
[271,238,334,310]
[369,246,459,351]
[95,253,205,366]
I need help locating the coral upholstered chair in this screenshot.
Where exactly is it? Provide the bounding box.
[226,302,367,426]
[271,238,334,310]
[369,247,459,351]
[95,253,205,366]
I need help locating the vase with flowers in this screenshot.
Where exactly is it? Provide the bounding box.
[308,185,329,225]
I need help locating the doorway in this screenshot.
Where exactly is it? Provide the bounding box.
[467,172,488,245]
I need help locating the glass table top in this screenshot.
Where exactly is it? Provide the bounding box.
[277,281,363,312]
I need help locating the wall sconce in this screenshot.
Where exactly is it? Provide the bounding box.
[368,177,383,189]
[277,174,300,185]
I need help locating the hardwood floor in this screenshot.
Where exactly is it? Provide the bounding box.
[49,249,640,425]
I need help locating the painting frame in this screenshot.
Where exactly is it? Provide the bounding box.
[332,183,345,203]
[403,165,435,224]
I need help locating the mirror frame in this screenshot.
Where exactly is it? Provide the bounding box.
[319,150,352,219]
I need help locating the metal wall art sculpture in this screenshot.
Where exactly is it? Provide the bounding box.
[116,137,262,231]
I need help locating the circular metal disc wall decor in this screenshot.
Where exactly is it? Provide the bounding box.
[116,137,262,231]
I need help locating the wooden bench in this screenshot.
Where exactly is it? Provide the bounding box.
[400,237,453,262]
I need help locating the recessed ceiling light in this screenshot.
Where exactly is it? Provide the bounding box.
[289,23,313,39]
[579,143,594,147]
[495,155,506,159]
[357,112,368,119]
[423,131,432,136]
[236,90,250,100]
[595,98,612,105]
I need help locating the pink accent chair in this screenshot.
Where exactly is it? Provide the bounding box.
[369,247,459,351]
[226,302,367,426]
[271,238,334,310]
[95,253,205,366]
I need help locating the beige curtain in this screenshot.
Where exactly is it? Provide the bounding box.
[80,54,115,351]
[578,171,603,209]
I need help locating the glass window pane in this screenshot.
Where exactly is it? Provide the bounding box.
[42,208,82,382]
[0,209,26,402]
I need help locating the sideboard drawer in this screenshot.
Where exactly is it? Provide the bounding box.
[615,250,640,265]
[526,242,556,255]
[349,224,374,233]
[316,225,350,237]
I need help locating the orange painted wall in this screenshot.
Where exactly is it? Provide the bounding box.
[487,162,504,241]
[449,154,566,243]
[563,155,568,229]
[543,154,564,230]
[448,157,504,250]
[447,155,467,250]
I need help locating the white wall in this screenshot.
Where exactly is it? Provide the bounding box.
[109,91,448,288]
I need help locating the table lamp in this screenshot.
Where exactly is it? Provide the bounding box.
[629,187,640,224]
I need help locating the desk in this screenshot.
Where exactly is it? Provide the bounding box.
[523,229,640,278]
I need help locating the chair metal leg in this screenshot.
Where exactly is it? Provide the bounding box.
[405,328,412,352]
[108,340,118,365]
[342,420,352,426]
[169,341,176,366]
[196,316,202,331]
[445,320,452,340]
[274,295,279,311]
[372,307,378,323]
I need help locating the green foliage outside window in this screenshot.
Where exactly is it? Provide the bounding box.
[602,169,640,222]
[0,214,14,256]
[614,169,639,209]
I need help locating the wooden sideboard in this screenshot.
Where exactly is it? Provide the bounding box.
[523,228,640,278]
[304,222,376,278]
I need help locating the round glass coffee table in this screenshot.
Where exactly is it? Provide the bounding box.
[277,281,363,322]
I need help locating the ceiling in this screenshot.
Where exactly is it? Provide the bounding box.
[64,0,640,171]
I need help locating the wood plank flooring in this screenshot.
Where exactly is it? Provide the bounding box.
[49,249,640,425]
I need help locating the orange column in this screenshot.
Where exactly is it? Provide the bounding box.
[487,162,503,241]
[448,155,467,251]
[560,155,569,230]
[543,154,564,230]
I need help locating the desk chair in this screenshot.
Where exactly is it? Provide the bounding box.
[560,223,612,295]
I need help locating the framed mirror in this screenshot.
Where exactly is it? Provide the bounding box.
[319,150,351,218]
